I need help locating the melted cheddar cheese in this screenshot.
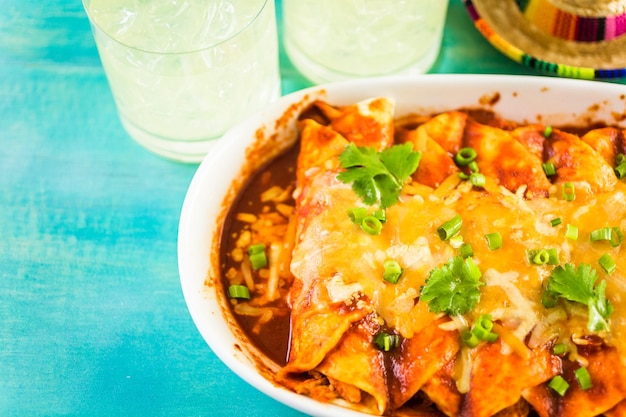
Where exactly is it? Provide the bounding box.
[266,97,626,416]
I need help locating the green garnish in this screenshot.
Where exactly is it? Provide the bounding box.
[347,207,368,224]
[543,125,553,138]
[471,314,499,342]
[348,207,386,234]
[248,243,268,270]
[373,331,400,351]
[462,314,498,347]
[615,153,626,179]
[449,234,464,249]
[462,330,480,347]
[590,227,623,247]
[548,375,569,396]
[420,256,484,316]
[484,232,503,251]
[552,343,568,355]
[228,284,251,300]
[599,253,616,275]
[542,162,556,177]
[550,217,562,227]
[459,242,474,259]
[565,224,579,240]
[361,215,383,235]
[527,248,559,265]
[544,263,613,332]
[562,182,576,201]
[383,259,403,284]
[574,366,593,390]
[469,172,486,188]
[372,208,387,223]
[455,147,477,166]
[437,214,463,241]
[337,143,421,209]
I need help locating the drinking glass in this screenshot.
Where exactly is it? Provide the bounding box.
[83,0,281,162]
[282,0,449,84]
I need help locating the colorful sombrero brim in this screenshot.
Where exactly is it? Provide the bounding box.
[464,0,626,79]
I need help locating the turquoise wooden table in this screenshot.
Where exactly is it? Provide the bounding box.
[1,2,624,417]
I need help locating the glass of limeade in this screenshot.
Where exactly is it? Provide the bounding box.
[282,0,449,85]
[83,0,281,163]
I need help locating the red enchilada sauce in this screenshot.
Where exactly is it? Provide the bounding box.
[218,103,334,366]
[219,143,299,366]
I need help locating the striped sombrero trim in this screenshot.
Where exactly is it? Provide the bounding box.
[516,0,626,42]
[463,0,626,79]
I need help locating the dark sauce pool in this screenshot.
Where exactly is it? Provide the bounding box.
[219,143,300,366]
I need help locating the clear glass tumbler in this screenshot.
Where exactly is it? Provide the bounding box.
[83,0,281,163]
[282,0,449,85]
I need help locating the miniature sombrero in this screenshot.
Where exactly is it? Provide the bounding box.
[464,0,626,79]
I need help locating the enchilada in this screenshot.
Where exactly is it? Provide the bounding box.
[223,97,626,416]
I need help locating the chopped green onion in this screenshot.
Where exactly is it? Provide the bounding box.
[476,314,494,332]
[550,217,562,227]
[372,208,387,223]
[481,331,499,343]
[562,182,576,201]
[437,214,463,241]
[449,234,464,249]
[462,330,480,348]
[615,162,626,179]
[248,244,268,270]
[527,248,559,265]
[543,125,553,138]
[611,227,623,247]
[228,284,251,300]
[373,332,400,351]
[471,314,499,342]
[565,224,579,240]
[248,243,265,254]
[542,162,557,177]
[616,154,626,179]
[459,243,474,259]
[383,259,403,284]
[548,375,570,396]
[468,161,479,173]
[542,290,559,308]
[249,252,268,270]
[590,227,623,247]
[361,216,383,235]
[484,232,503,251]
[469,172,486,188]
[347,207,368,224]
[472,325,498,342]
[532,250,550,265]
[574,366,592,390]
[590,227,612,242]
[553,343,569,355]
[455,147,477,166]
[599,253,616,274]
[546,248,559,264]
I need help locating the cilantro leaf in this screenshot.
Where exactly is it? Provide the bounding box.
[420,256,484,316]
[337,143,421,208]
[546,263,613,332]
